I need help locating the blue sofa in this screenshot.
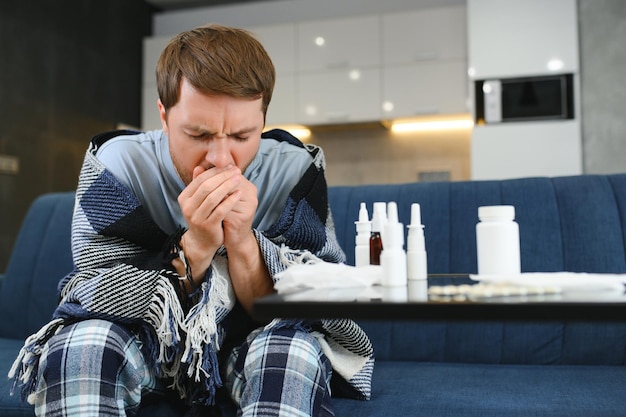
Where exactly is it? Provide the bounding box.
[2,174,626,416]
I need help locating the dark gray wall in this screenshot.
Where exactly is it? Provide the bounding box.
[0,1,153,271]
[578,0,626,174]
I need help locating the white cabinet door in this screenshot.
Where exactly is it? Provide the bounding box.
[382,60,468,119]
[142,36,170,130]
[143,36,172,86]
[142,85,161,131]
[246,23,296,74]
[468,0,579,78]
[266,73,297,126]
[246,24,298,126]
[297,15,380,72]
[297,68,381,125]
[382,6,467,66]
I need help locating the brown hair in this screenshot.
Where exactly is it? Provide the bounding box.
[156,24,275,117]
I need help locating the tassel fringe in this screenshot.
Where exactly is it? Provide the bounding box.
[8,318,65,401]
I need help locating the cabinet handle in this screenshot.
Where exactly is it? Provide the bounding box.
[326,60,350,69]
[413,51,439,61]
[326,112,350,122]
[415,107,439,115]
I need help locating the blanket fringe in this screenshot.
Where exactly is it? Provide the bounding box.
[144,276,187,396]
[180,256,232,405]
[278,245,323,268]
[144,257,233,405]
[8,318,65,401]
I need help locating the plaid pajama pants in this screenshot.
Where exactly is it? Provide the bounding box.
[30,319,334,417]
[224,326,334,417]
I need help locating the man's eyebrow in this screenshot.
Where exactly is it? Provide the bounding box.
[182,124,215,135]
[182,125,258,136]
[226,126,257,136]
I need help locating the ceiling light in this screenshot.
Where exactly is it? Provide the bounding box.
[390,117,473,133]
[547,59,564,71]
[265,125,311,141]
[349,69,361,81]
[382,101,394,112]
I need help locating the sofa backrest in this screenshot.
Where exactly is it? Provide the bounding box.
[328,174,626,274]
[5,175,626,365]
[0,192,76,339]
[328,174,626,365]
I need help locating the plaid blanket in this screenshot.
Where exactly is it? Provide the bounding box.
[10,129,374,406]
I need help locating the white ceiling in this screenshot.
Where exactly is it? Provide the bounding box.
[146,0,266,11]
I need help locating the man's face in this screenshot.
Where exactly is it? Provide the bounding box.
[159,78,265,185]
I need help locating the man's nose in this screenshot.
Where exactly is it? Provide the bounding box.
[205,138,233,168]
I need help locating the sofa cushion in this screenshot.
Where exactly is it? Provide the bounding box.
[331,361,626,417]
[0,193,75,340]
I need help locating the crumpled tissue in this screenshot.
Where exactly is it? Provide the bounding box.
[274,262,382,294]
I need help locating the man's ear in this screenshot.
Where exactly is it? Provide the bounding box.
[157,99,168,134]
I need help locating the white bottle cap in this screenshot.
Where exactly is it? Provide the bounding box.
[383,202,403,249]
[358,202,369,223]
[407,203,426,252]
[387,201,399,223]
[478,205,515,221]
[409,203,422,227]
[371,202,387,232]
[355,202,371,232]
[355,202,371,245]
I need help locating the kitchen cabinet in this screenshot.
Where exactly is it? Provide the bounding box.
[297,15,380,72]
[296,15,381,124]
[246,23,296,74]
[142,36,171,87]
[381,6,468,119]
[266,73,297,126]
[142,85,161,131]
[297,68,381,125]
[142,6,470,128]
[382,59,468,119]
[246,24,297,126]
[467,0,578,79]
[142,36,170,130]
[382,6,467,65]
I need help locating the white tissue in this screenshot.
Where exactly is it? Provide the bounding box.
[274,262,382,294]
[469,271,626,292]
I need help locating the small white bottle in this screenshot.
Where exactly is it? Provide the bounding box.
[476,205,521,276]
[407,203,428,280]
[380,202,407,286]
[354,202,371,267]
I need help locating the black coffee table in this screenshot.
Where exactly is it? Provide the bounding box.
[252,274,626,322]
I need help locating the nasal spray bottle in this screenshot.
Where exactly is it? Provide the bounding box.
[354,202,371,267]
[370,202,387,265]
[380,202,407,286]
[407,203,428,280]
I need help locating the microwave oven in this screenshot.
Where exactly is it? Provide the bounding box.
[475,74,574,124]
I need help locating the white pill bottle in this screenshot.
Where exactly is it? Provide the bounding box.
[476,205,521,276]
